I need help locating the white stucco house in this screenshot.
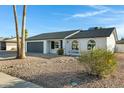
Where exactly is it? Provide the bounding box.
[26,27,121,55]
[0,37,17,51]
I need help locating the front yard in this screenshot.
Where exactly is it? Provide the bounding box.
[0,52,124,88]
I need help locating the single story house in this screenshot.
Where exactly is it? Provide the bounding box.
[0,37,17,51]
[26,27,120,55]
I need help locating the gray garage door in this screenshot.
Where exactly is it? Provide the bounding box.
[27,42,44,53]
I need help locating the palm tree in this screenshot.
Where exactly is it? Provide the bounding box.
[13,5,21,58]
[20,5,26,59]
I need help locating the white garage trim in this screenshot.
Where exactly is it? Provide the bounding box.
[26,40,45,53]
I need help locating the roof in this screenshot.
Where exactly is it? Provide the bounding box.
[116,40,124,44]
[68,27,115,39]
[27,30,79,40]
[0,37,4,41]
[0,37,17,43]
[27,27,116,40]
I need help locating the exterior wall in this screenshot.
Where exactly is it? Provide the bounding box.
[116,44,124,52]
[47,40,51,54]
[107,32,116,52]
[6,42,17,51]
[43,40,49,54]
[63,39,66,55]
[65,37,107,55]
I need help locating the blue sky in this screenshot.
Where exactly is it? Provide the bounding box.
[0,5,124,39]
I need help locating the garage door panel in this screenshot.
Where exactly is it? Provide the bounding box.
[27,42,43,53]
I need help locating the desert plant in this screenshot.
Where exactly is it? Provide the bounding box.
[57,48,64,55]
[78,49,117,78]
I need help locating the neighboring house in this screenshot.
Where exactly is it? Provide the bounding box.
[116,40,124,52]
[0,37,17,51]
[0,37,5,50]
[26,27,119,55]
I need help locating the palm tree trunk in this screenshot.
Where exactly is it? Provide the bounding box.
[20,5,26,59]
[13,5,21,59]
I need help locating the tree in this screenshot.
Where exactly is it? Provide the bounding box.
[13,5,21,58]
[20,5,27,59]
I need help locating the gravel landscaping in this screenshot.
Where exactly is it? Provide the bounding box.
[0,52,124,88]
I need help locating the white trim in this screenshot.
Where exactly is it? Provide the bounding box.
[43,40,47,54]
[26,40,44,53]
[64,30,80,39]
[26,40,45,42]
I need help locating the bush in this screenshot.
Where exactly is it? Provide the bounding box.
[57,48,64,55]
[78,49,117,78]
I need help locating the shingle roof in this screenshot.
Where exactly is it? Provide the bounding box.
[27,27,116,40]
[68,27,115,39]
[27,30,79,40]
[116,40,124,44]
[0,37,17,43]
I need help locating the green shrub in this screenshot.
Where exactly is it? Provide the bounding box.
[57,48,64,55]
[78,49,117,78]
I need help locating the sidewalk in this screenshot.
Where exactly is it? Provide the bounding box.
[0,72,41,88]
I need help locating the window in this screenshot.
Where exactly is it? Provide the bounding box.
[51,41,59,49]
[72,40,79,50]
[87,40,96,50]
[55,41,59,48]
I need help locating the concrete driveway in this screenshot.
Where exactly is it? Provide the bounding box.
[0,51,42,88]
[0,51,60,60]
[0,51,16,60]
[0,72,41,88]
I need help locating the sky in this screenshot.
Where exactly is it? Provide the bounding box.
[0,5,124,39]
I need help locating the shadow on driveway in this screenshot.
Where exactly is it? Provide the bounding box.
[0,51,16,61]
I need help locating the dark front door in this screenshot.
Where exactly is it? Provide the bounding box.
[27,42,44,53]
[1,42,6,50]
